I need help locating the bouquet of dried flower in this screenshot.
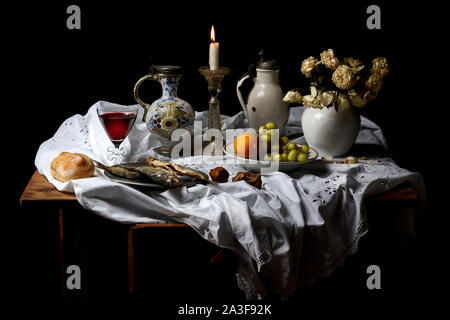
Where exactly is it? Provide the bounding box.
[283,49,389,109]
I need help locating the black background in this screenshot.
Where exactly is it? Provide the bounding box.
[5,0,447,313]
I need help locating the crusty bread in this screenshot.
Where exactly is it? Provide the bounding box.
[50,152,94,182]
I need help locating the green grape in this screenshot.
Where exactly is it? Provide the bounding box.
[281,153,289,162]
[287,142,297,151]
[281,145,288,153]
[266,122,277,130]
[288,150,298,162]
[297,152,308,163]
[300,145,309,153]
[258,125,266,135]
[260,134,271,144]
[272,153,282,162]
[280,136,289,146]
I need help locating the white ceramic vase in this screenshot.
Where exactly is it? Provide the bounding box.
[301,105,360,157]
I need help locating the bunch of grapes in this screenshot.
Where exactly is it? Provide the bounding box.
[258,122,309,163]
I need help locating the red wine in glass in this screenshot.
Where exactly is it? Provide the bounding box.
[99,112,137,148]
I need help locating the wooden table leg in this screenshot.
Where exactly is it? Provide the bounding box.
[59,208,65,298]
[127,223,188,294]
[128,226,135,294]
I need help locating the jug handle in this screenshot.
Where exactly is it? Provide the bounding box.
[236,73,251,120]
[133,67,158,122]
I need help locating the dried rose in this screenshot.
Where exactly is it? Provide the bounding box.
[332,65,358,89]
[301,56,320,78]
[345,156,357,164]
[365,73,384,93]
[319,91,337,107]
[370,57,389,78]
[336,93,351,110]
[302,87,321,108]
[309,86,318,97]
[302,86,325,108]
[283,89,303,104]
[363,90,378,102]
[320,49,340,70]
[302,95,322,108]
[348,89,368,108]
[343,57,364,71]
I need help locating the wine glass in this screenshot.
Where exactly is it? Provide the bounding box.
[97,104,138,164]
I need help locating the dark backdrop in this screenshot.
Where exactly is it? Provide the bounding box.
[10,1,442,202]
[5,0,446,311]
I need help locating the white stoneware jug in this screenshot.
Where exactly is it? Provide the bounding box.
[236,60,289,132]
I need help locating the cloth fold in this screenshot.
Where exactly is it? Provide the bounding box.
[35,101,426,299]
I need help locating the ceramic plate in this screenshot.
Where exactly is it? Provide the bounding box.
[224,143,319,173]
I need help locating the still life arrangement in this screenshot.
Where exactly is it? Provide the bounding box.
[32,25,427,303]
[47,47,390,187]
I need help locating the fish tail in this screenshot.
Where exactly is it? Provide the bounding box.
[93,160,107,170]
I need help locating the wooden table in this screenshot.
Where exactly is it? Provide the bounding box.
[20,170,190,298]
[20,170,419,299]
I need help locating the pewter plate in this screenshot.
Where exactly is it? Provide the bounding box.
[102,163,204,188]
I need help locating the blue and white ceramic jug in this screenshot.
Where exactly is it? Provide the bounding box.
[133,65,195,148]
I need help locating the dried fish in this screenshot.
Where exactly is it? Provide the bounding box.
[170,163,213,184]
[95,160,180,188]
[94,161,144,180]
[146,157,214,184]
[146,157,176,172]
[134,166,180,188]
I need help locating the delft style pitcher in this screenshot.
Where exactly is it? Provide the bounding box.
[133,65,195,154]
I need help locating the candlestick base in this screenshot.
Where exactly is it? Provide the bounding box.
[199,66,230,155]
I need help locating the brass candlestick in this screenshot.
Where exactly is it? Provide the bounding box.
[198,66,230,154]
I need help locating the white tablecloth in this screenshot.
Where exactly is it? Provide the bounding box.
[35,101,426,299]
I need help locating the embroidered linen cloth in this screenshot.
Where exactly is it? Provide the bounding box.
[35,101,426,299]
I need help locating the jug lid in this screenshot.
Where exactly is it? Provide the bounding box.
[256,60,280,70]
[154,65,184,75]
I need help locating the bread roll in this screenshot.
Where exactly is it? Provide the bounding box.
[50,152,94,182]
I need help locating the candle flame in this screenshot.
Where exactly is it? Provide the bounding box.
[210,25,215,42]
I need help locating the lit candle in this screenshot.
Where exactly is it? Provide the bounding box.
[209,25,219,70]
